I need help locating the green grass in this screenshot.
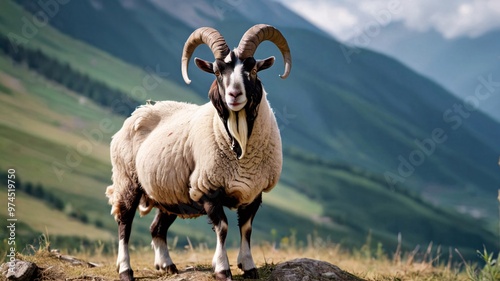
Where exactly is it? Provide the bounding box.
[0,0,203,105]
[463,247,500,281]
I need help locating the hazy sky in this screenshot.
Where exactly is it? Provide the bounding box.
[275,0,500,41]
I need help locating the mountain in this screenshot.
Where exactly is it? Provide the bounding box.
[148,0,328,37]
[1,0,499,259]
[363,22,500,122]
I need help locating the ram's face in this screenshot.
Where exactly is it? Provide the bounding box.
[195,51,275,112]
[181,25,290,159]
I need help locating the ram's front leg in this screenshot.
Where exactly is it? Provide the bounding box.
[203,198,232,281]
[237,193,261,279]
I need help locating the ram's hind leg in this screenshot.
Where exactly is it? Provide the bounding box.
[115,188,142,281]
[237,193,262,279]
[150,210,178,274]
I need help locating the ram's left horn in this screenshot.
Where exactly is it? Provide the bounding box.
[235,24,292,79]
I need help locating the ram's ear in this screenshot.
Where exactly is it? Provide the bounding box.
[208,80,228,120]
[256,56,275,72]
[195,58,214,74]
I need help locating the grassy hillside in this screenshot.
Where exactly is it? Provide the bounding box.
[0,49,338,251]
[0,0,498,263]
[0,2,334,251]
[0,0,203,105]
[280,148,497,257]
[12,0,500,221]
[1,44,494,258]
[258,26,500,220]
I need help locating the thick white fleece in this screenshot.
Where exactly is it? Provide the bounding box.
[106,92,282,219]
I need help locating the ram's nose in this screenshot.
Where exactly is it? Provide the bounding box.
[228,91,242,98]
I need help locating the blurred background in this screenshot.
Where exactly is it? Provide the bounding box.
[0,0,499,261]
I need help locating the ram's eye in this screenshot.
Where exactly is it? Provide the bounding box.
[215,70,221,77]
[251,69,257,75]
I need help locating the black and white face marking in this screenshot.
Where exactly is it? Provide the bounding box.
[195,51,274,114]
[224,61,247,111]
[195,51,275,159]
[211,52,249,112]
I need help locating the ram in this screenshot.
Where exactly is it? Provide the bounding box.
[106,24,291,281]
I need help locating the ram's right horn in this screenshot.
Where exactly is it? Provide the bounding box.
[181,27,230,84]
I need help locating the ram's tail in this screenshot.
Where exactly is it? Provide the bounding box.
[106,184,154,220]
[105,184,120,221]
[138,194,154,216]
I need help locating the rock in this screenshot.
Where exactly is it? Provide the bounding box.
[269,258,366,281]
[2,260,38,281]
[51,251,102,268]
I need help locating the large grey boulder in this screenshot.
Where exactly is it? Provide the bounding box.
[268,258,366,281]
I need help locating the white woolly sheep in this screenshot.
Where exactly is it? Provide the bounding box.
[106,24,292,281]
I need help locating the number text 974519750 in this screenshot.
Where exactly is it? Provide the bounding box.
[6,168,17,273]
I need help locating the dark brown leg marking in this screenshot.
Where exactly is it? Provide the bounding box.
[117,188,142,281]
[203,197,232,281]
[237,194,262,279]
[150,211,178,274]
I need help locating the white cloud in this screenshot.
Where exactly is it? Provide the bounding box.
[432,0,500,38]
[276,0,500,40]
[284,0,359,40]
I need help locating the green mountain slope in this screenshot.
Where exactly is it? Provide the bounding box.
[368,22,500,122]
[0,1,202,105]
[214,21,500,219]
[22,0,500,217]
[0,26,320,250]
[0,0,498,260]
[0,0,337,251]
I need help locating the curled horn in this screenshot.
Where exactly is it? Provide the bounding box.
[236,24,292,79]
[181,27,230,84]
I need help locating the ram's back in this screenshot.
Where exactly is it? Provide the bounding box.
[108,101,201,209]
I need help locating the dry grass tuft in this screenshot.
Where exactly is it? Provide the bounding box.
[2,239,473,281]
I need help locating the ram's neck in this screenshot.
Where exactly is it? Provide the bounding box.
[212,91,277,160]
[247,93,278,152]
[227,109,248,159]
[212,108,236,158]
